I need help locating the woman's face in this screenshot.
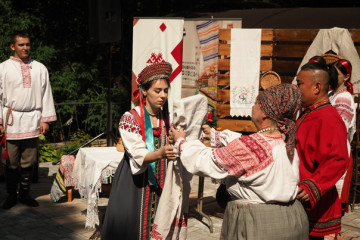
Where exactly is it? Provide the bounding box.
[251,102,265,129]
[143,79,169,111]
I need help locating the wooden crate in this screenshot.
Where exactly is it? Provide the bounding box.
[216,28,360,132]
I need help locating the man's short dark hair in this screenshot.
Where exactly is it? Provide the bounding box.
[301,62,330,93]
[11,30,30,44]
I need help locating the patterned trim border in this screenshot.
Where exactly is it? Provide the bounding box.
[6,129,41,139]
[299,179,321,207]
[41,115,57,122]
[310,216,341,235]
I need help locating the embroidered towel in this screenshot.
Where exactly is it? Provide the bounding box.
[151,94,208,240]
[50,155,76,202]
[230,29,261,117]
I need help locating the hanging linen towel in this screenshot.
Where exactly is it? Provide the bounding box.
[151,94,208,240]
[230,29,261,117]
[292,27,360,93]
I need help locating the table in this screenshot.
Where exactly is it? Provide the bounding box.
[73,147,124,228]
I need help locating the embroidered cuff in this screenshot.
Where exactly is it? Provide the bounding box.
[174,138,186,156]
[299,179,321,209]
[41,115,57,123]
[212,128,222,148]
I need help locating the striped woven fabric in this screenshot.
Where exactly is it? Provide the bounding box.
[196,20,219,89]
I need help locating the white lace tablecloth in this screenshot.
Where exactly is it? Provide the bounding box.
[73,147,124,228]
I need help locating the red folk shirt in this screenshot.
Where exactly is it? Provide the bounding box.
[296,103,349,237]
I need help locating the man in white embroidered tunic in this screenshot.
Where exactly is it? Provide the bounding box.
[0,31,57,209]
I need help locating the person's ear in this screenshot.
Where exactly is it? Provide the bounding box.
[344,74,350,82]
[10,44,15,51]
[314,82,321,95]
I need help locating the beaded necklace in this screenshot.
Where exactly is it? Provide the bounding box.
[153,119,162,136]
[257,127,279,134]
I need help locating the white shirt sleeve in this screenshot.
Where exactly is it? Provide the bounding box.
[119,111,150,175]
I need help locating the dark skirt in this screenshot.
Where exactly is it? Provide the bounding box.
[101,155,162,240]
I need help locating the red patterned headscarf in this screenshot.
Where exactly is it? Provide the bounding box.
[256,84,302,160]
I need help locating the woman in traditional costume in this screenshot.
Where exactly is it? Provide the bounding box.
[328,58,356,214]
[170,84,309,240]
[101,62,176,240]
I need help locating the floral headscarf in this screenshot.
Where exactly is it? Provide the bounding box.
[256,84,302,160]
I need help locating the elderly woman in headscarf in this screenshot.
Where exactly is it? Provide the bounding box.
[102,62,177,240]
[170,84,309,240]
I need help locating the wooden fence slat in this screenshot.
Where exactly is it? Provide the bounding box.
[219,29,231,41]
[262,29,274,41]
[218,74,230,86]
[217,119,257,132]
[273,44,310,58]
[274,29,319,42]
[219,43,273,57]
[272,59,301,74]
[349,29,360,42]
[218,43,230,55]
[217,89,230,102]
[281,76,295,84]
[218,59,272,71]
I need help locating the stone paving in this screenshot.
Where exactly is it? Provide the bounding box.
[0,162,359,240]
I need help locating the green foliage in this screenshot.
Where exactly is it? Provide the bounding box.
[70,129,91,144]
[39,134,60,163]
[56,143,81,157]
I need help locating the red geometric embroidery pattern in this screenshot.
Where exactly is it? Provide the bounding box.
[212,134,273,177]
[147,53,165,64]
[214,130,222,148]
[334,97,354,124]
[118,112,142,135]
[150,224,162,240]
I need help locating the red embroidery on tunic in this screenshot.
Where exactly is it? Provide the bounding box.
[10,57,31,88]
[118,112,141,135]
[214,130,221,147]
[212,133,273,177]
[334,97,354,124]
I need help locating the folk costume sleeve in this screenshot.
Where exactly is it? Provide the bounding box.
[40,64,57,122]
[119,110,150,175]
[177,134,271,180]
[210,128,242,148]
[331,91,356,143]
[297,110,349,210]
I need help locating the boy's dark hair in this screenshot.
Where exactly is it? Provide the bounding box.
[11,30,30,44]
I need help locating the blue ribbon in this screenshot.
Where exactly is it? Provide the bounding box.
[143,107,157,186]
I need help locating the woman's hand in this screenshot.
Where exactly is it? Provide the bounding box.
[170,125,186,143]
[201,124,212,140]
[161,140,176,160]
